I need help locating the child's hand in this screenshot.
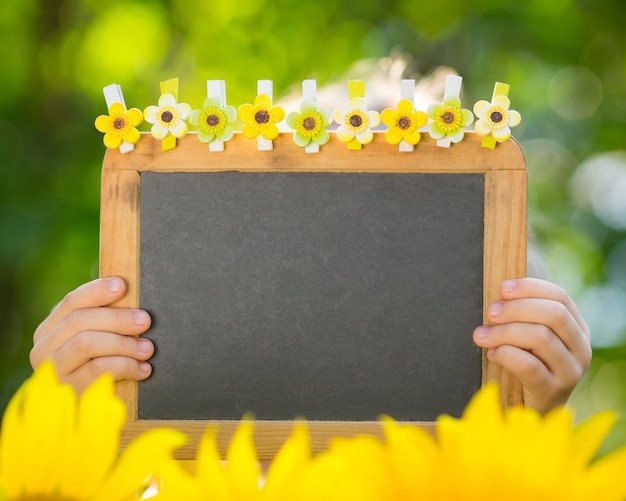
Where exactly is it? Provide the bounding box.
[30,277,154,393]
[473,277,591,414]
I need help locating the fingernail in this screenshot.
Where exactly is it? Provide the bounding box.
[502,279,517,294]
[139,362,152,374]
[474,326,490,339]
[488,302,503,318]
[138,338,153,353]
[107,277,122,293]
[133,310,149,326]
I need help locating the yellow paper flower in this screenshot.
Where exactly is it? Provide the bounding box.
[383,384,626,501]
[238,94,285,141]
[474,94,522,142]
[381,99,428,146]
[144,93,191,140]
[0,361,186,501]
[154,419,311,500]
[426,95,474,143]
[333,97,381,146]
[94,102,142,149]
[189,97,237,144]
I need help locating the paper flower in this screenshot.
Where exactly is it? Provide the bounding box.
[474,94,521,143]
[0,361,185,501]
[189,97,237,144]
[286,98,332,148]
[334,97,381,147]
[426,95,474,143]
[155,420,311,500]
[381,99,428,146]
[238,94,285,141]
[94,102,143,149]
[144,93,191,140]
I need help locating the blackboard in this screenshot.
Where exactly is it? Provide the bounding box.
[138,171,484,421]
[99,132,527,459]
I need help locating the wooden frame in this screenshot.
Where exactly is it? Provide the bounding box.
[100,131,527,460]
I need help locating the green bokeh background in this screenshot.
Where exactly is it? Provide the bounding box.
[2,0,626,451]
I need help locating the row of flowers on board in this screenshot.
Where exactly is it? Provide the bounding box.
[95,78,521,154]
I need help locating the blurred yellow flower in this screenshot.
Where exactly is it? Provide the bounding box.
[383,384,626,501]
[94,102,142,149]
[155,420,311,500]
[0,361,185,501]
[381,99,427,146]
[144,93,191,140]
[238,94,285,141]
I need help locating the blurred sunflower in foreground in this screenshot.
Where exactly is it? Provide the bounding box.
[156,385,626,501]
[0,362,185,501]
[4,366,626,501]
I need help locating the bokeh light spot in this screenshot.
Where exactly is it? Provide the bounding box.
[547,66,603,120]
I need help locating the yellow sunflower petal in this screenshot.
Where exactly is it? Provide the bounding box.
[271,105,285,123]
[382,418,440,498]
[61,374,126,500]
[384,126,403,145]
[260,123,280,140]
[242,122,260,139]
[404,129,422,145]
[95,114,112,133]
[196,427,229,498]
[92,428,187,501]
[0,362,77,497]
[238,103,255,123]
[225,420,261,500]
[396,99,415,115]
[103,132,123,148]
[255,94,272,108]
[123,127,141,145]
[127,108,144,127]
[571,410,617,469]
[380,109,397,127]
[263,422,311,499]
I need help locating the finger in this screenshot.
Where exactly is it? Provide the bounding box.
[51,331,154,377]
[500,278,589,338]
[473,323,583,380]
[31,308,151,367]
[34,277,127,343]
[487,297,590,364]
[484,344,567,412]
[61,356,153,394]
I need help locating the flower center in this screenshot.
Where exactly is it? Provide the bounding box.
[161,111,174,123]
[397,117,411,130]
[441,111,456,124]
[490,111,503,123]
[302,116,316,131]
[113,117,126,130]
[254,110,270,124]
[206,114,220,127]
[349,114,363,127]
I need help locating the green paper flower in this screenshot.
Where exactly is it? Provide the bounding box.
[189,97,237,144]
[286,98,332,148]
[427,95,474,143]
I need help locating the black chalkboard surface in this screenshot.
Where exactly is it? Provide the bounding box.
[138,171,484,421]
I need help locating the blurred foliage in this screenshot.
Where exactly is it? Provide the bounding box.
[1,0,626,449]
